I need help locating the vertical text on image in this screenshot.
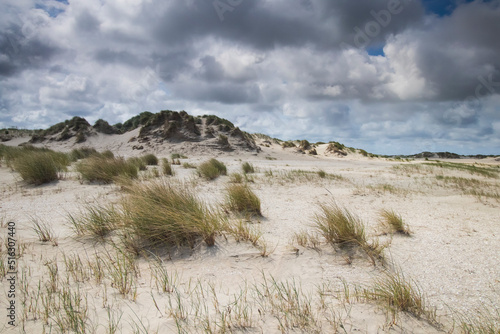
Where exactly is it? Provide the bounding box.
[6,221,17,327]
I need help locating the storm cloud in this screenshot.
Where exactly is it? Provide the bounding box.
[0,0,499,154]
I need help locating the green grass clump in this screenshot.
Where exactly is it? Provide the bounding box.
[76,156,138,183]
[69,147,99,161]
[379,209,411,235]
[229,173,243,183]
[171,153,187,160]
[242,162,255,174]
[162,158,174,176]
[182,162,197,169]
[12,150,69,185]
[366,270,435,321]
[315,202,366,246]
[101,150,115,159]
[141,153,159,165]
[121,180,222,248]
[282,141,296,148]
[425,161,499,178]
[314,202,384,264]
[127,157,147,171]
[68,203,118,238]
[226,184,261,216]
[197,158,227,180]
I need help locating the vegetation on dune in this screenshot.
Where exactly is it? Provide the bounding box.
[379,209,411,235]
[140,153,159,166]
[425,161,500,179]
[1,145,70,185]
[226,183,262,216]
[197,158,227,180]
[314,202,385,264]
[242,162,255,174]
[364,269,436,322]
[161,158,174,176]
[76,156,138,183]
[120,180,223,248]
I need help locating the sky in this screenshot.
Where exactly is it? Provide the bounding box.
[1,0,500,155]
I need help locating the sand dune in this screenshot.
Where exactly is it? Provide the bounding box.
[1,132,499,333]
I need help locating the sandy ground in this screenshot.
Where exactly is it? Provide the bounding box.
[1,136,499,333]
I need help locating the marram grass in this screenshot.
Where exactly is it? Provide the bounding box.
[76,156,138,183]
[226,183,262,216]
[120,179,223,248]
[197,158,227,180]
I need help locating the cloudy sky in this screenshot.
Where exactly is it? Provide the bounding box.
[1,0,499,154]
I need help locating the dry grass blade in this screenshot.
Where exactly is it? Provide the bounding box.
[31,217,57,244]
[68,202,118,238]
[379,209,411,235]
[457,305,500,334]
[367,269,436,322]
[314,202,366,246]
[314,202,385,264]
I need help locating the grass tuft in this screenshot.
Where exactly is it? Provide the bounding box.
[314,202,366,246]
[197,158,227,180]
[171,153,187,160]
[127,157,147,171]
[68,203,118,238]
[121,179,223,248]
[229,173,243,183]
[161,158,174,176]
[76,156,138,183]
[12,150,69,185]
[379,209,411,235]
[31,217,57,245]
[226,184,262,216]
[314,202,384,264]
[141,153,159,165]
[366,269,436,322]
[242,162,255,174]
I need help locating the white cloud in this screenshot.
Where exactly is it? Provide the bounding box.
[0,0,499,155]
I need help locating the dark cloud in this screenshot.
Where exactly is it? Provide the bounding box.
[94,49,143,67]
[0,26,60,77]
[175,82,261,104]
[0,0,499,154]
[75,10,100,32]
